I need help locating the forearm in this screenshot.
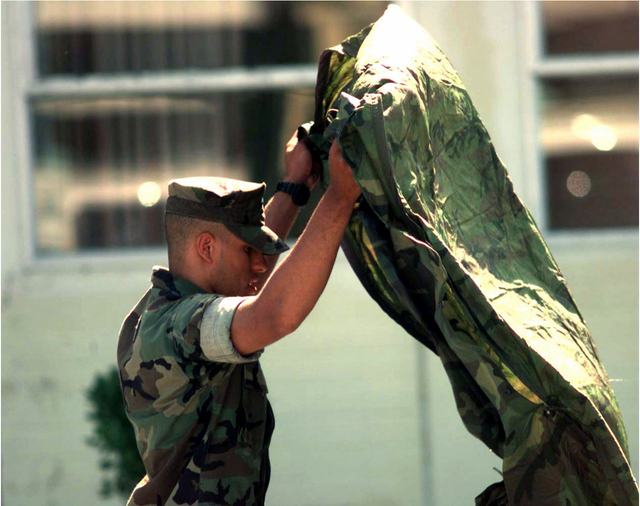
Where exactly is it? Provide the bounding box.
[232,188,355,354]
[259,134,318,282]
[262,189,353,330]
[264,193,299,239]
[261,190,304,276]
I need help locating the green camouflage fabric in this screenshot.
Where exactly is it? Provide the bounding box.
[304,6,638,505]
[166,177,289,255]
[117,267,274,506]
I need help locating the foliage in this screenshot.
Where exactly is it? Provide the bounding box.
[86,366,146,499]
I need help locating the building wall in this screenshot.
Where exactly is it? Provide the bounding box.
[2,2,637,505]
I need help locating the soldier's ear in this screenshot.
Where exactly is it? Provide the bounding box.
[195,232,217,264]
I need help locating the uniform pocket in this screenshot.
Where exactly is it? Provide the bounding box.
[238,363,269,450]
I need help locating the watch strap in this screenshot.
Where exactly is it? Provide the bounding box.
[275,181,310,206]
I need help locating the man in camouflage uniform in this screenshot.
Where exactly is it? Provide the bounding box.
[117,133,361,506]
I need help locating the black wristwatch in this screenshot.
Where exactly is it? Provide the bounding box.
[275,181,310,206]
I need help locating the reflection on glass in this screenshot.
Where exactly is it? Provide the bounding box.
[541,1,639,55]
[569,114,619,151]
[35,1,388,76]
[571,113,599,140]
[541,76,637,155]
[547,152,638,229]
[138,182,162,207]
[541,76,638,229]
[33,89,315,254]
[566,170,591,198]
[589,125,617,152]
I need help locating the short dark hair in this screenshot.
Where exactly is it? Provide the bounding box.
[164,213,229,271]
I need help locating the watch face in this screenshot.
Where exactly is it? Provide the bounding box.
[293,184,310,206]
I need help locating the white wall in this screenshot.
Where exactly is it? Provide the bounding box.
[263,259,428,506]
[2,246,636,506]
[1,251,430,506]
[1,2,32,285]
[2,2,637,506]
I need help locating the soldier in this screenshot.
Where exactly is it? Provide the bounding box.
[117,132,360,506]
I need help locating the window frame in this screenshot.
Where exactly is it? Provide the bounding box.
[4,2,38,273]
[14,1,320,269]
[518,1,639,247]
[11,2,639,272]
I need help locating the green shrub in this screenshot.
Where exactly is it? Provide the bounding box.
[86,367,146,499]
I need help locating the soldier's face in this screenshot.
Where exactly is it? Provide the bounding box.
[211,233,267,296]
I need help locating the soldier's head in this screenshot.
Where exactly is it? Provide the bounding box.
[164,177,288,296]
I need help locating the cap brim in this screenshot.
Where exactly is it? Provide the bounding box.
[225,223,289,256]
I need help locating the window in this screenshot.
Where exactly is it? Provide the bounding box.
[29,1,390,256]
[532,1,639,232]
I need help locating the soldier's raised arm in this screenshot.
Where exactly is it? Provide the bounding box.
[230,140,360,355]
[255,129,320,286]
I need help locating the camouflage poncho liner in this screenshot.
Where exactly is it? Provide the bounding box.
[305,6,638,505]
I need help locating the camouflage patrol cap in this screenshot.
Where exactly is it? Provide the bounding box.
[166,177,289,255]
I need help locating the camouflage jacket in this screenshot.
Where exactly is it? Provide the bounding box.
[305,6,638,505]
[117,267,274,506]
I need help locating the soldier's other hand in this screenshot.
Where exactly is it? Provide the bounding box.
[284,129,318,190]
[327,140,361,204]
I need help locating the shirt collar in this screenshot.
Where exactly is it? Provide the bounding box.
[150,266,206,299]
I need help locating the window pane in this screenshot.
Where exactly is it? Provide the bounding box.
[541,1,639,56]
[33,89,315,254]
[540,76,639,230]
[546,152,638,229]
[35,1,389,76]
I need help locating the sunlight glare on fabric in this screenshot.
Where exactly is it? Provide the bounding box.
[137,182,162,207]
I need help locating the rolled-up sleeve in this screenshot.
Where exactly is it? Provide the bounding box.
[200,296,263,363]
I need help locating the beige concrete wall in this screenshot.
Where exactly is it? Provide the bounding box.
[2,245,636,506]
[552,238,639,475]
[1,252,430,506]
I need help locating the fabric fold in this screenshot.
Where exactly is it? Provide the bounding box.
[305,5,638,504]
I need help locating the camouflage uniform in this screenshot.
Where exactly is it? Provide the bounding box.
[118,178,281,506]
[303,6,639,505]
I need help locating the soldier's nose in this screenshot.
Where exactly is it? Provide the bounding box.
[251,250,267,273]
